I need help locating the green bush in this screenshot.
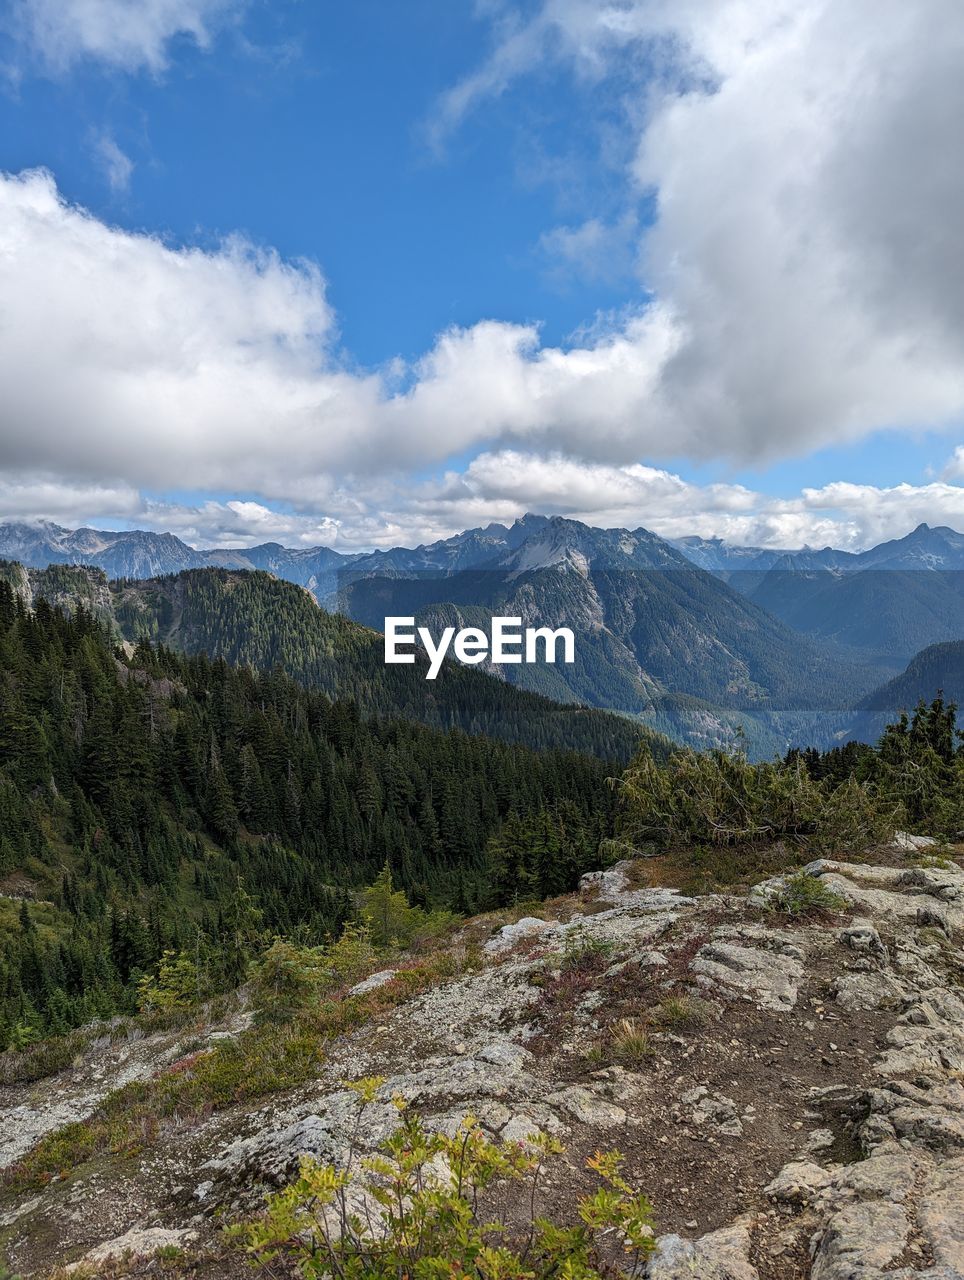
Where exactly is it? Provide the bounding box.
[763,871,848,918]
[230,1079,655,1279]
[251,926,377,1024]
[614,746,896,852]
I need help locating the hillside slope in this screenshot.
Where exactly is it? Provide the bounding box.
[111,568,656,759]
[0,580,627,1047]
[842,639,964,744]
[3,846,963,1279]
[1,561,653,762]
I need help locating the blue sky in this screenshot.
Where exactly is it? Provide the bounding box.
[0,0,962,550]
[1,3,641,360]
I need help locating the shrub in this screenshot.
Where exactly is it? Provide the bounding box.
[614,745,896,852]
[561,929,615,971]
[649,994,713,1030]
[250,927,377,1024]
[361,863,457,948]
[229,1079,655,1279]
[136,950,202,1014]
[763,871,847,918]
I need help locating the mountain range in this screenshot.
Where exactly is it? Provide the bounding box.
[3,514,964,753]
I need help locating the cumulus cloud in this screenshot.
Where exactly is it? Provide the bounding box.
[434,0,964,461]
[405,452,964,552]
[8,0,244,74]
[4,450,964,553]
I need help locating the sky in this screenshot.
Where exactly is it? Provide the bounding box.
[0,0,963,552]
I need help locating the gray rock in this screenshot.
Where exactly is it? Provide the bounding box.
[484,916,561,954]
[764,1159,833,1205]
[646,1222,757,1279]
[476,1040,530,1069]
[65,1228,198,1273]
[806,1128,835,1153]
[835,1150,925,1203]
[811,1199,910,1280]
[919,1155,964,1276]
[833,970,906,1012]
[579,863,633,900]
[546,1085,626,1126]
[499,1114,545,1146]
[839,917,889,964]
[348,968,398,996]
[692,941,804,1011]
[891,831,938,853]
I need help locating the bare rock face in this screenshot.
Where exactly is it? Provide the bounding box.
[811,1199,911,1279]
[918,1156,964,1276]
[64,1227,197,1274]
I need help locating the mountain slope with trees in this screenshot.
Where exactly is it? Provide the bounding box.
[0,582,628,1048]
[0,561,652,762]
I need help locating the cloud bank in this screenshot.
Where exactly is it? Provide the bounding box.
[1,1,964,547]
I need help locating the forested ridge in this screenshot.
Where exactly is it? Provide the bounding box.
[0,582,623,1048]
[2,562,657,761]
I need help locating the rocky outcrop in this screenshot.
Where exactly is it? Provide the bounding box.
[4,849,964,1279]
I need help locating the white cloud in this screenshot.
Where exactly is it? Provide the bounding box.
[432,0,964,462]
[2,3,964,546]
[9,0,243,74]
[538,213,639,287]
[4,451,964,554]
[92,133,134,194]
[403,451,964,552]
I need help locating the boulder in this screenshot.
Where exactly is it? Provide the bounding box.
[764,1160,833,1205]
[646,1222,757,1280]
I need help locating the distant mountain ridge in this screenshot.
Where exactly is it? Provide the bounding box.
[670,523,964,575]
[4,515,964,748]
[4,516,963,588]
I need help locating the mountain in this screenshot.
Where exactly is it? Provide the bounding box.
[7,515,964,736]
[672,523,964,577]
[673,525,964,667]
[0,560,654,762]
[669,536,850,578]
[851,523,964,571]
[843,639,964,744]
[337,515,885,754]
[863,640,964,711]
[0,520,211,578]
[0,574,625,1049]
[748,568,964,665]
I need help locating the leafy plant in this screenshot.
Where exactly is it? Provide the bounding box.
[614,744,896,852]
[230,1079,655,1279]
